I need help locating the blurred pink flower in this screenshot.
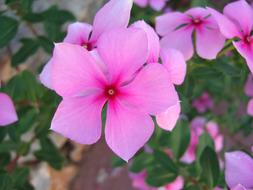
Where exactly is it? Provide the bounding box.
[156,7,225,60]
[162,176,184,190]
[192,92,214,113]
[40,0,133,89]
[0,93,18,126]
[208,0,253,74]
[225,151,253,189]
[181,117,223,163]
[244,74,253,96]
[134,0,168,11]
[49,28,178,161]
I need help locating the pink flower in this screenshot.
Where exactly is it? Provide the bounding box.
[130,171,156,190]
[207,0,253,74]
[162,176,184,190]
[181,117,223,163]
[192,92,214,113]
[40,0,133,89]
[225,151,253,189]
[244,74,253,97]
[134,0,168,11]
[49,28,178,161]
[156,7,225,60]
[0,93,18,126]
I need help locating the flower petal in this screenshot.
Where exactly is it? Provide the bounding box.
[156,101,181,131]
[165,176,184,190]
[51,96,106,144]
[64,22,92,45]
[105,100,154,161]
[160,27,194,60]
[131,20,160,63]
[196,26,225,60]
[231,184,247,190]
[207,7,241,39]
[156,12,189,36]
[150,0,167,11]
[97,28,148,83]
[233,41,253,74]
[223,0,253,35]
[0,93,18,126]
[225,151,253,188]
[134,0,148,7]
[161,48,186,85]
[247,98,253,116]
[244,74,253,96]
[122,63,178,115]
[51,43,106,97]
[39,59,53,90]
[90,0,133,42]
[185,7,210,18]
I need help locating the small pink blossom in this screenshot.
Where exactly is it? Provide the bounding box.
[0,92,18,126]
[40,0,133,89]
[156,7,225,60]
[49,28,178,161]
[134,0,168,11]
[225,151,253,189]
[208,0,253,74]
[244,74,253,97]
[162,176,184,190]
[192,92,214,113]
[181,117,223,163]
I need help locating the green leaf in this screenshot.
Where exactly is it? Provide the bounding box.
[0,16,18,48]
[20,0,35,13]
[37,36,53,54]
[0,141,18,153]
[191,0,209,7]
[12,38,39,66]
[199,147,220,188]
[146,150,178,187]
[11,167,29,188]
[130,152,152,173]
[35,137,64,170]
[111,156,126,168]
[0,173,13,190]
[169,120,190,159]
[196,133,215,160]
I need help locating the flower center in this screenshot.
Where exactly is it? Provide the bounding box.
[82,42,93,51]
[244,35,251,44]
[104,86,118,99]
[192,18,202,26]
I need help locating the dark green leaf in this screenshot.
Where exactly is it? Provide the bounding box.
[0,141,18,153]
[12,38,39,66]
[169,120,190,159]
[146,150,178,187]
[130,152,152,173]
[0,173,13,190]
[11,167,29,188]
[111,156,126,168]
[196,133,215,160]
[200,147,220,188]
[37,36,53,54]
[0,16,18,48]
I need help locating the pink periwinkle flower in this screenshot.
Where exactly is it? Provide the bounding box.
[156,7,225,60]
[134,0,168,11]
[181,117,223,163]
[244,74,253,97]
[225,151,253,190]
[208,0,253,74]
[40,0,133,89]
[49,28,178,161]
[0,92,18,126]
[192,92,214,113]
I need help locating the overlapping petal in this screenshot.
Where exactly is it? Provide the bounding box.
[90,0,133,42]
[134,0,148,7]
[225,151,253,188]
[223,0,253,35]
[51,43,106,97]
[97,28,148,83]
[122,63,178,115]
[160,27,194,60]
[150,0,167,11]
[64,22,92,45]
[247,98,253,116]
[0,93,18,126]
[161,48,186,85]
[131,20,160,63]
[39,59,54,90]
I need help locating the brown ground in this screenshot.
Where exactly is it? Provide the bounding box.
[70,138,137,190]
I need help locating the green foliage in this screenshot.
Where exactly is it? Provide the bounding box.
[0,16,18,48]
